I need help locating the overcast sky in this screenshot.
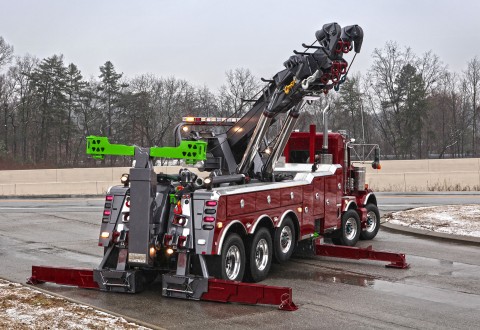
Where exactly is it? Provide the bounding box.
[1,0,479,89]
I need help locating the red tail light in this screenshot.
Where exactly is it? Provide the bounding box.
[174,201,182,215]
[205,201,217,207]
[105,195,114,201]
[164,234,173,245]
[103,210,111,216]
[204,216,215,222]
[178,236,187,247]
[112,231,120,243]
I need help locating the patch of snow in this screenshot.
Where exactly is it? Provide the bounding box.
[0,278,149,329]
[386,204,480,237]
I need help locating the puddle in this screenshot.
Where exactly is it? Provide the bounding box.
[271,267,377,287]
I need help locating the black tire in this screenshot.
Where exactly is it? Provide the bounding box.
[273,217,296,263]
[211,233,245,282]
[332,209,361,246]
[360,203,381,240]
[246,227,273,282]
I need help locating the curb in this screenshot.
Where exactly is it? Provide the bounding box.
[381,221,480,245]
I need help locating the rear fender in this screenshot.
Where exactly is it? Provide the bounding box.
[215,220,247,254]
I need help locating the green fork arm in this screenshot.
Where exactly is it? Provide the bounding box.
[86,136,207,164]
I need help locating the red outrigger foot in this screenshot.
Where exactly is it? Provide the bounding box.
[27,266,297,311]
[201,278,298,311]
[315,241,410,269]
[28,266,99,289]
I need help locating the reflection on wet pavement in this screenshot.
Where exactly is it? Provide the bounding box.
[270,266,377,287]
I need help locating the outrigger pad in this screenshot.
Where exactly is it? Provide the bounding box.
[162,274,208,300]
[93,269,146,293]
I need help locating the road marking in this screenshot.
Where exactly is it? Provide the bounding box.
[0,198,103,203]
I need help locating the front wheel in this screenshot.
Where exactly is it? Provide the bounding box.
[360,203,380,240]
[332,209,361,246]
[273,217,296,263]
[246,227,273,282]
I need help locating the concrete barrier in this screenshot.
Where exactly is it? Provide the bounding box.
[0,166,206,196]
[365,158,480,191]
[0,159,479,196]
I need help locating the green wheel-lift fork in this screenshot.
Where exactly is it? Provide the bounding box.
[86,136,207,164]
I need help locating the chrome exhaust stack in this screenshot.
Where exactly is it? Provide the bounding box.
[319,104,332,165]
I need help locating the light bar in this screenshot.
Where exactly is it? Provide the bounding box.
[181,117,240,125]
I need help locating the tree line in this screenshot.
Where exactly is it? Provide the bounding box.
[0,36,479,168]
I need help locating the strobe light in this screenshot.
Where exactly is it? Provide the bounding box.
[120,173,130,186]
[173,216,187,226]
[204,177,212,190]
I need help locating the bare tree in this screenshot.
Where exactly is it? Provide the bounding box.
[218,68,260,117]
[366,41,415,157]
[416,51,446,94]
[464,56,480,156]
[0,37,14,69]
[6,55,39,161]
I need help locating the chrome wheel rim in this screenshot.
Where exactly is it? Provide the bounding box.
[345,217,358,241]
[255,238,269,271]
[280,226,292,253]
[366,211,377,233]
[225,245,241,280]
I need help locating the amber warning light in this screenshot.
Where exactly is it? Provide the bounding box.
[182,117,239,125]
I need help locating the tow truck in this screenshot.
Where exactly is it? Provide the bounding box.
[29,22,408,311]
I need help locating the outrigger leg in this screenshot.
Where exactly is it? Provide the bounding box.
[28,265,297,311]
[314,239,409,269]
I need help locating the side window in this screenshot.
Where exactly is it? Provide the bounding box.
[289,150,309,163]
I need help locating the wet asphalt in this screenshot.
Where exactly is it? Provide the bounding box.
[0,193,480,329]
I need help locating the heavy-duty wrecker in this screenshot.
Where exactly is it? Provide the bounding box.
[29,23,408,311]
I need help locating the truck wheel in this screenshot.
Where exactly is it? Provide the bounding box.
[332,209,360,246]
[360,203,380,240]
[274,217,296,263]
[219,233,246,281]
[246,227,273,282]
